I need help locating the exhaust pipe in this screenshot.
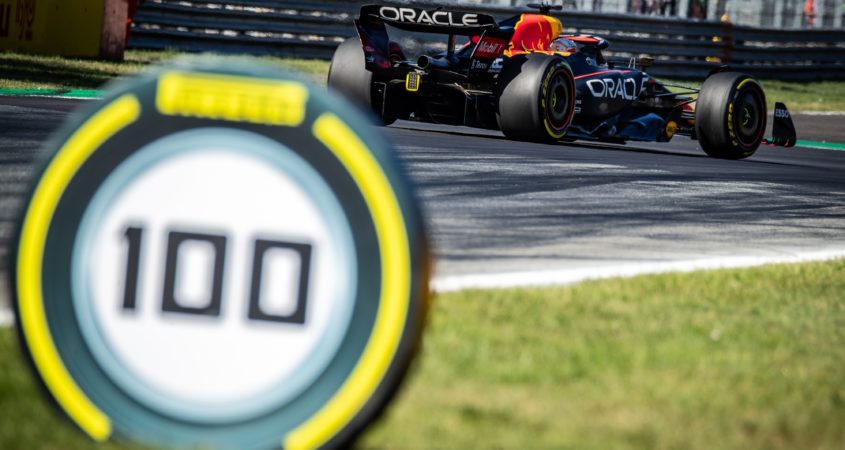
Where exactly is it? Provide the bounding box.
[417,55,452,70]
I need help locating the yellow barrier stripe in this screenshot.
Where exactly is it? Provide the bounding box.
[284,114,411,450]
[17,94,141,441]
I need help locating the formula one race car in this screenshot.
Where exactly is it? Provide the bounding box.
[328,3,797,159]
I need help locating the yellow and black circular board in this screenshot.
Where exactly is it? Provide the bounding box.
[9,57,429,450]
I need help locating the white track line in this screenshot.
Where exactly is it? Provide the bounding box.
[431,248,845,292]
[796,111,845,116]
[0,309,13,327]
[6,94,97,100]
[1,249,843,326]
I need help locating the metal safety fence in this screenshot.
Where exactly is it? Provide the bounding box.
[128,0,845,80]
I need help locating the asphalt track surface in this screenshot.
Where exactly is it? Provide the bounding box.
[0,96,844,301]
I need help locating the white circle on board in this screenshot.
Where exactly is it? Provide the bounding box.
[73,129,357,420]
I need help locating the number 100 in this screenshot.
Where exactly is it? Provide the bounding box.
[121,226,312,324]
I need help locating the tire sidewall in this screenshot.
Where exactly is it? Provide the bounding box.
[328,38,373,108]
[727,78,766,151]
[497,54,575,142]
[540,58,576,139]
[696,72,767,159]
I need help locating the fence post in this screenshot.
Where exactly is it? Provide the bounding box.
[707,0,719,19]
[616,0,627,13]
[774,0,784,26]
[678,0,690,17]
[720,13,733,64]
[100,0,128,60]
[792,0,803,26]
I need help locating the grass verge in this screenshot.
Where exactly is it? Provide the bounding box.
[666,78,845,113]
[0,50,330,90]
[2,50,845,111]
[359,258,845,450]
[1,259,842,449]
[0,332,150,449]
[753,79,845,112]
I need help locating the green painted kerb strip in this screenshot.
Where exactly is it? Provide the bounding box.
[0,89,101,98]
[796,140,845,151]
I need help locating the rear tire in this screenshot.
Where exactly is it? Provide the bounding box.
[695,72,766,159]
[328,37,395,125]
[496,54,575,143]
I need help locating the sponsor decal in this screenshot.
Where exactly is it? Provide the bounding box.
[157,72,307,126]
[471,59,489,70]
[378,6,479,26]
[488,57,503,73]
[473,38,506,59]
[504,14,563,57]
[586,75,649,100]
[774,107,790,119]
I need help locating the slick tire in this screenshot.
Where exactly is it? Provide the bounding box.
[696,72,766,160]
[497,53,575,142]
[328,37,396,125]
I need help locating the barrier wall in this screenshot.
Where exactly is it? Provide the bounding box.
[0,0,127,60]
[127,0,845,81]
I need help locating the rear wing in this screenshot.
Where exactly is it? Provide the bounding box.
[355,5,499,71]
[358,5,497,35]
